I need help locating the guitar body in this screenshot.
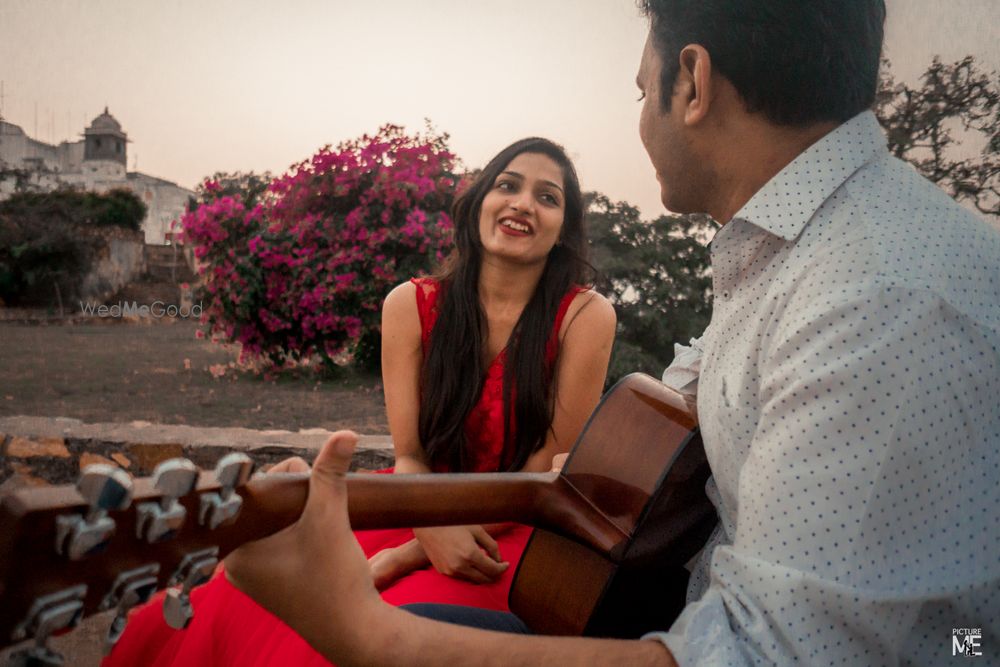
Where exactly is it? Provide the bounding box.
[510,373,716,638]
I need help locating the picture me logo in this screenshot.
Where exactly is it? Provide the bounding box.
[79,301,203,319]
[952,628,983,657]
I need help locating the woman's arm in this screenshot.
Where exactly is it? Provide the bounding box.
[521,290,616,473]
[378,281,507,583]
[380,281,432,475]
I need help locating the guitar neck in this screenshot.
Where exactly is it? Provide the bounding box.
[0,469,626,649]
[233,471,628,557]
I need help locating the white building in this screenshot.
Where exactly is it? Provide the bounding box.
[0,108,193,244]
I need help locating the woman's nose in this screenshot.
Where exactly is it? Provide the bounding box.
[509,192,534,214]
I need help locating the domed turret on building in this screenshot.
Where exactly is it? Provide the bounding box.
[0,108,192,244]
[84,107,128,166]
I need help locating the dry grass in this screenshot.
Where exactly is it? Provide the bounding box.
[0,319,389,433]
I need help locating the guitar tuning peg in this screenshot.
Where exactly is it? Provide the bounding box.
[99,564,160,655]
[162,547,219,629]
[135,458,199,544]
[8,586,87,666]
[55,463,133,560]
[199,453,253,529]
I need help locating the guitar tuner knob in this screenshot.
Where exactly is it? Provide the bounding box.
[100,564,161,655]
[199,453,254,529]
[163,547,219,629]
[135,458,199,544]
[55,464,133,560]
[8,585,87,666]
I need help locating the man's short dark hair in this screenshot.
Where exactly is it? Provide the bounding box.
[639,0,886,126]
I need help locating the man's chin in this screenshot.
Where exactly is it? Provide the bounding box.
[659,189,687,216]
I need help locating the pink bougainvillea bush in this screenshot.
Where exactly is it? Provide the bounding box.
[179,125,458,373]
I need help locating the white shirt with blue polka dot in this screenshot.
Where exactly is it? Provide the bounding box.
[646,110,1000,666]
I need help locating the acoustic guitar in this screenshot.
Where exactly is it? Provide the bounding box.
[0,373,716,664]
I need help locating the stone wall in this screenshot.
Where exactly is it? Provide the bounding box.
[77,229,147,304]
[126,173,194,245]
[0,416,394,492]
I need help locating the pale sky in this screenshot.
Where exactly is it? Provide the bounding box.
[1,0,997,218]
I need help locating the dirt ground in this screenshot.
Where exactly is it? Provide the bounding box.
[0,319,390,434]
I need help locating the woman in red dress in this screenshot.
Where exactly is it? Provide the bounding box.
[103,137,616,666]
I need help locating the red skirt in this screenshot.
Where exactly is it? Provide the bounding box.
[103,524,533,667]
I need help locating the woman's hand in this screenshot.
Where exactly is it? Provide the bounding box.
[368,539,430,591]
[412,525,509,584]
[267,456,311,473]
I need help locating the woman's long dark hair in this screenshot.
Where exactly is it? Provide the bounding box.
[418,138,592,472]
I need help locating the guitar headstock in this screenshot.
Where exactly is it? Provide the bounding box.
[0,453,305,664]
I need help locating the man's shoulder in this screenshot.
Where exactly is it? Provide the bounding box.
[836,154,1000,313]
[846,153,995,233]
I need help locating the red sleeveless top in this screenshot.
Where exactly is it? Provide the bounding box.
[412,277,584,473]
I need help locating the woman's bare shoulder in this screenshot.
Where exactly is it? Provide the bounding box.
[381,281,421,339]
[560,288,616,341]
[384,280,418,310]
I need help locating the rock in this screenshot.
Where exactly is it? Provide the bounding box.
[0,462,50,493]
[125,442,185,472]
[6,436,70,458]
[79,452,118,470]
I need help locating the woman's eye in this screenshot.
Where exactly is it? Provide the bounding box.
[637,91,646,102]
[540,193,559,206]
[496,181,514,191]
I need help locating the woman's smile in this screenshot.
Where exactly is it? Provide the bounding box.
[498,216,533,236]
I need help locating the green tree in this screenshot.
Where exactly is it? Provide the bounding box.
[586,193,713,385]
[188,171,274,211]
[876,56,1000,218]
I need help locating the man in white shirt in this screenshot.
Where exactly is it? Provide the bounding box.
[225,1,999,664]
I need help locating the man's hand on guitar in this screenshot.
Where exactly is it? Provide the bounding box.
[224,431,381,651]
[411,525,509,584]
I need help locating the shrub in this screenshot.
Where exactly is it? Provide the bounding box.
[181,125,458,373]
[0,188,146,231]
[0,188,145,308]
[0,213,89,308]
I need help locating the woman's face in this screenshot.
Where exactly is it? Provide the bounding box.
[477,152,567,266]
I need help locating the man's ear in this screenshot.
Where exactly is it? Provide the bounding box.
[676,45,713,126]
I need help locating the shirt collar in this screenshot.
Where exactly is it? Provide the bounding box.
[732,110,885,241]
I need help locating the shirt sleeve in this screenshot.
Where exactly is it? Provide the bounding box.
[652,283,1000,666]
